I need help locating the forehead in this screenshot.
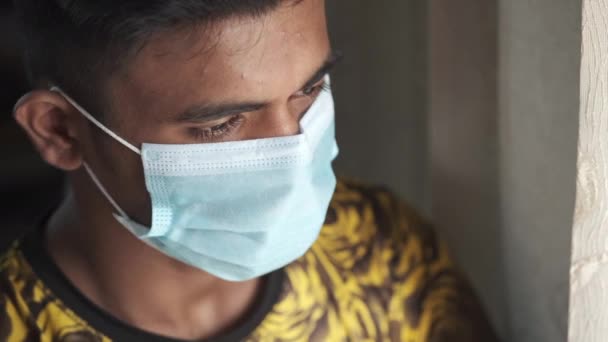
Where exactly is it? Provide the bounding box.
[108,0,330,116]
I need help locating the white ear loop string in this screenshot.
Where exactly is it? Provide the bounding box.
[49,85,137,220]
[50,86,141,155]
[82,162,131,220]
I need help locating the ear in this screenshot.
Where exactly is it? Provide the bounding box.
[14,90,84,171]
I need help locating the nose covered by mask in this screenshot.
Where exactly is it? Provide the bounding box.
[51,78,339,282]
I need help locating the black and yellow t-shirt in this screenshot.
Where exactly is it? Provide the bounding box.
[0,180,497,341]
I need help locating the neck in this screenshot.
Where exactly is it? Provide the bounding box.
[45,184,262,340]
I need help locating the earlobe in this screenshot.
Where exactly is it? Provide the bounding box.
[13,90,84,171]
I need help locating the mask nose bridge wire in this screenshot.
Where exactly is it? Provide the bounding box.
[49,86,141,155]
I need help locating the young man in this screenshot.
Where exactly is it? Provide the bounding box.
[2,0,497,341]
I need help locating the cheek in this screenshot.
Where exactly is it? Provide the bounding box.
[121,157,153,225]
[288,96,315,118]
[88,130,152,223]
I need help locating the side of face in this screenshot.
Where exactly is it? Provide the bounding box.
[14,0,332,225]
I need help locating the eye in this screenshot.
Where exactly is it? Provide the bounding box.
[189,114,245,142]
[303,85,319,96]
[294,79,330,99]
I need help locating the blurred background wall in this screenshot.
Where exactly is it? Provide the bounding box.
[0,2,64,251]
[428,0,506,337]
[326,1,429,214]
[430,0,580,341]
[498,0,579,340]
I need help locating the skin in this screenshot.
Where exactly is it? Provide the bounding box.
[13,0,334,339]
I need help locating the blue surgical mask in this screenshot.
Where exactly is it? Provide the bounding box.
[51,79,338,282]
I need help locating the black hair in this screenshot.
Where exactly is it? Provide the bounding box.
[13,0,297,120]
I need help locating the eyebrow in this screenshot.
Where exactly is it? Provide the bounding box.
[174,49,343,123]
[300,49,343,93]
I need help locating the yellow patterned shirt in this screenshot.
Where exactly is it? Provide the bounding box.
[0,180,497,341]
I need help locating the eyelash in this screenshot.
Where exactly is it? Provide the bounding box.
[190,80,330,142]
[298,80,330,98]
[190,114,245,142]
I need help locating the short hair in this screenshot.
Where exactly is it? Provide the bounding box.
[13,0,297,120]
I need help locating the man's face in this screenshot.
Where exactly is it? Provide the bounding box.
[81,0,334,224]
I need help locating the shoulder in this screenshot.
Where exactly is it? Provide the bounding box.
[0,241,42,340]
[0,241,36,293]
[324,178,441,268]
[302,179,498,341]
[0,239,106,341]
[320,178,447,283]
